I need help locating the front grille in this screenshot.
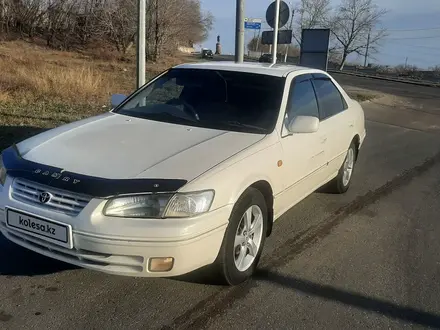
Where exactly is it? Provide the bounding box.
[1,223,145,274]
[11,178,91,216]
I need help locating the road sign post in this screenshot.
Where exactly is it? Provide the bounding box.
[272,0,280,64]
[266,1,290,64]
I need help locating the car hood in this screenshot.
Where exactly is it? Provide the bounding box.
[16,113,265,181]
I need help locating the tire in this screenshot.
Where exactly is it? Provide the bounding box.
[328,141,357,194]
[214,188,268,285]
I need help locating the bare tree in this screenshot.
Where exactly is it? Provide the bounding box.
[8,0,47,38]
[101,0,137,54]
[0,0,213,58]
[330,0,387,70]
[45,0,83,49]
[292,0,331,45]
[393,64,423,79]
[247,36,271,53]
[74,0,107,46]
[149,0,212,60]
[430,65,440,76]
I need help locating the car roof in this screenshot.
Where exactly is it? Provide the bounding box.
[173,61,325,78]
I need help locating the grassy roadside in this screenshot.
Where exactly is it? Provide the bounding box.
[0,41,197,149]
[348,92,378,102]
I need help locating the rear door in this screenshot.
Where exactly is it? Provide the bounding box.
[311,74,353,175]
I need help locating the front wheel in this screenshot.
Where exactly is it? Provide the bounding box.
[214,188,267,285]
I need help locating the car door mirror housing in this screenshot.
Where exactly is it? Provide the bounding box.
[286,115,319,134]
[111,94,127,108]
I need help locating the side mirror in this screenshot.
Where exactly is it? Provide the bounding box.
[286,115,319,134]
[111,94,127,108]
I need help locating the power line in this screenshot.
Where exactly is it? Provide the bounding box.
[385,40,440,51]
[382,40,440,51]
[385,35,440,40]
[379,49,440,57]
[385,26,440,32]
[377,51,439,64]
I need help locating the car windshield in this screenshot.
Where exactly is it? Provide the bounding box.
[114,68,285,134]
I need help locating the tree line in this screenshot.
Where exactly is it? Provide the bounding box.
[0,0,213,60]
[248,0,387,70]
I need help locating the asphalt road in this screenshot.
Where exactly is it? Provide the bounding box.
[1,78,440,330]
[332,73,440,113]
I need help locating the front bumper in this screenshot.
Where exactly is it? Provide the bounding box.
[0,179,231,277]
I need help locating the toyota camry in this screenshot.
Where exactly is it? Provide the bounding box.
[0,61,366,285]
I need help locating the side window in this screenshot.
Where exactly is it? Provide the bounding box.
[312,78,346,120]
[286,79,319,122]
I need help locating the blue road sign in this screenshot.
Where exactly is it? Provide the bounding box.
[244,22,262,30]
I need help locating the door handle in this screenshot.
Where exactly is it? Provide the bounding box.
[320,136,327,143]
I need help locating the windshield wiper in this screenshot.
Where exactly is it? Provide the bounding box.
[122,110,197,123]
[221,121,267,133]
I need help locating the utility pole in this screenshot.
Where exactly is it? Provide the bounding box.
[271,0,281,65]
[364,28,371,68]
[235,0,245,63]
[136,0,146,88]
[405,57,408,68]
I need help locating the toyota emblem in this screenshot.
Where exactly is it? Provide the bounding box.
[39,192,52,204]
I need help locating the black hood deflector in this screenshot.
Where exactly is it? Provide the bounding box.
[2,145,187,198]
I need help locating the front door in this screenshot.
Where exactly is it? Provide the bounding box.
[275,74,327,217]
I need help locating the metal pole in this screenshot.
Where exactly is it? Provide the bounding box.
[256,28,261,52]
[235,0,245,63]
[284,5,294,63]
[271,0,280,65]
[136,0,146,88]
[364,28,371,67]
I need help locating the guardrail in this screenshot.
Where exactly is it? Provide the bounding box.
[189,53,440,88]
[328,70,440,88]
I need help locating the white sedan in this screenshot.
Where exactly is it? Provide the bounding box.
[0,61,365,285]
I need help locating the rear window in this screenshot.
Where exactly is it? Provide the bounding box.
[313,79,346,120]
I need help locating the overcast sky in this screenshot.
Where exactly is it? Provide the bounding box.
[200,0,440,68]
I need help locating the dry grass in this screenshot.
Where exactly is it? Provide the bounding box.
[0,40,196,105]
[2,64,109,102]
[0,41,135,104]
[349,92,378,102]
[0,40,196,149]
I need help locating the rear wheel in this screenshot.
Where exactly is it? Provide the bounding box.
[328,142,356,194]
[214,188,267,285]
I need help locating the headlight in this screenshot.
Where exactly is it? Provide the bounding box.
[103,194,172,218]
[103,190,214,218]
[163,190,214,218]
[0,154,6,186]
